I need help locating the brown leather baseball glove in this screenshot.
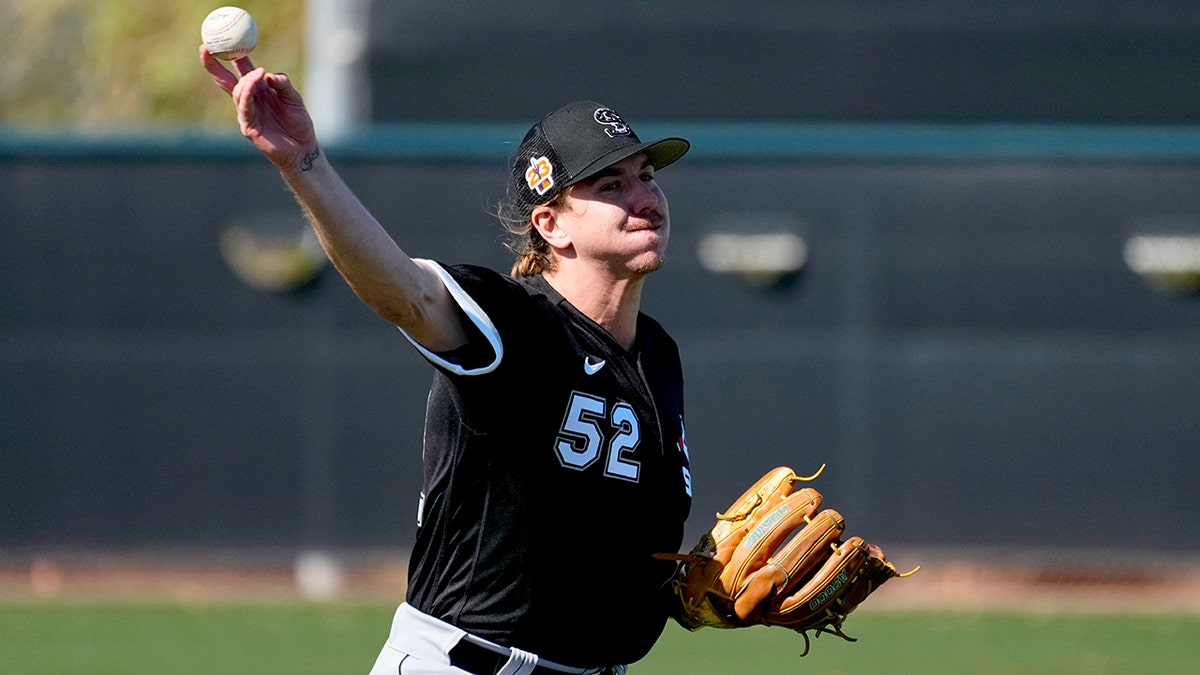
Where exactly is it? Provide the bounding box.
[660,466,917,654]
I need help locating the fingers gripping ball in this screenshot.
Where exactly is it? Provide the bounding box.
[202,6,258,61]
[662,466,918,654]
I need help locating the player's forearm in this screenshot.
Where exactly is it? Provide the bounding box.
[277,145,456,341]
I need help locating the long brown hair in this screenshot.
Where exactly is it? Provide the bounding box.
[497,190,568,277]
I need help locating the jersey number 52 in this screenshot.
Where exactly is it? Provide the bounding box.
[555,391,640,482]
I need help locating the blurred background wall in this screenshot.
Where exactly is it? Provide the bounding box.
[3,1,1200,557]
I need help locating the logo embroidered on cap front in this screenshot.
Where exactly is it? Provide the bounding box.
[525,156,555,195]
[594,108,632,138]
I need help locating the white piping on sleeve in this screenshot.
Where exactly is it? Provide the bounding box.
[396,259,504,376]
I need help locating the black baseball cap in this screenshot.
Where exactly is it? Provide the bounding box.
[507,100,690,212]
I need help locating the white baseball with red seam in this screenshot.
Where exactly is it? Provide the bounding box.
[201,6,258,61]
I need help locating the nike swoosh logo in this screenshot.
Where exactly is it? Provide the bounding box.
[584,356,607,375]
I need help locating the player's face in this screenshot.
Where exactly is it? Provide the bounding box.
[557,153,670,277]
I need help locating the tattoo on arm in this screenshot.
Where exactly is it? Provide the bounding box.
[300,146,321,172]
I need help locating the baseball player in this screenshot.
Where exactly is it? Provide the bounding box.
[202,49,693,674]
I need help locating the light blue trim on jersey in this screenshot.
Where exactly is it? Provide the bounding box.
[397,260,504,376]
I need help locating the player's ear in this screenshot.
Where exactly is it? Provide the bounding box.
[532,205,571,251]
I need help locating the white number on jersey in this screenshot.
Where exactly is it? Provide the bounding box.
[555,391,641,482]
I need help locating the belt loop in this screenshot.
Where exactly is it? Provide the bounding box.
[496,646,538,675]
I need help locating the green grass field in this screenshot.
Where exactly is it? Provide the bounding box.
[2,601,1198,674]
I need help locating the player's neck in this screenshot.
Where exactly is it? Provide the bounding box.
[543,268,643,350]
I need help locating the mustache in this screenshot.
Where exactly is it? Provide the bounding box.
[631,210,666,229]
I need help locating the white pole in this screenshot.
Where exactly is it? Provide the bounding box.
[305,0,371,142]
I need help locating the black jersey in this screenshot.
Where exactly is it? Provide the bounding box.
[402,263,693,667]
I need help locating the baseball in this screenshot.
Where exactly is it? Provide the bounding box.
[201,6,258,61]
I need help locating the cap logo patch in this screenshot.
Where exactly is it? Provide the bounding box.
[594,107,632,138]
[525,156,555,195]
